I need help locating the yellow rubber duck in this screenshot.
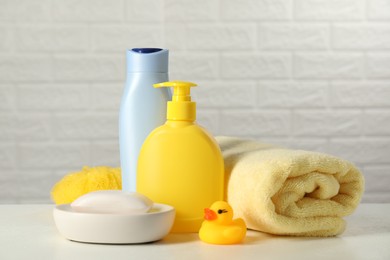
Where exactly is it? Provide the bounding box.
[199,201,246,245]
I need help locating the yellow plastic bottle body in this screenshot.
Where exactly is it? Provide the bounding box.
[137,120,224,233]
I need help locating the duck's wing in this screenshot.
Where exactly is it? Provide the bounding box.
[233,218,247,229]
[223,226,244,238]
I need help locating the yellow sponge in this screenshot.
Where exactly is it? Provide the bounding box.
[51,166,121,205]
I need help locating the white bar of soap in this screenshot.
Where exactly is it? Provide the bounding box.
[71,190,153,214]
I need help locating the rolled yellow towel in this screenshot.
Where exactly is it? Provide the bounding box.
[216,136,365,237]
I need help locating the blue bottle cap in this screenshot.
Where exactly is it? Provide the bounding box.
[127,48,168,73]
[132,48,163,54]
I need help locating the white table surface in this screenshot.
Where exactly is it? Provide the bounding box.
[0,204,389,260]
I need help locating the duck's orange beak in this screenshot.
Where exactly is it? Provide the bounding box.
[204,208,217,220]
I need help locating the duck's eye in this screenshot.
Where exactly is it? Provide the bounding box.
[217,209,228,214]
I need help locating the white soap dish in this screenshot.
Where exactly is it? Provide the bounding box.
[53,203,175,244]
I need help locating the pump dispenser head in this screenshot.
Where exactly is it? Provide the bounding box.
[154,81,197,121]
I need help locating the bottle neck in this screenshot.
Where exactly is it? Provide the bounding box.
[126,71,168,77]
[166,101,196,121]
[166,120,195,127]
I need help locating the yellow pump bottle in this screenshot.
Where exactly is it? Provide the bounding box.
[137,81,224,233]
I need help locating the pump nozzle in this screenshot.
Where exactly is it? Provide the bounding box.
[154,81,197,102]
[153,81,197,121]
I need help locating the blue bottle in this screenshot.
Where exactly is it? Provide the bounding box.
[119,48,171,192]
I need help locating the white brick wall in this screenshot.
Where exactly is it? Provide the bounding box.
[1,0,389,203]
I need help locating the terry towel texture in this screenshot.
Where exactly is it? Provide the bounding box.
[216,136,365,237]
